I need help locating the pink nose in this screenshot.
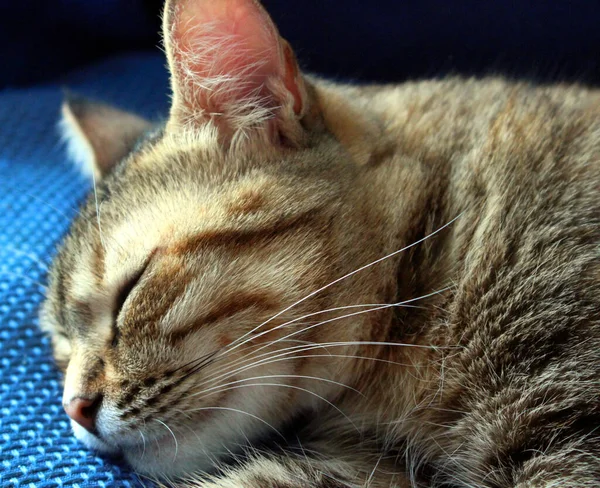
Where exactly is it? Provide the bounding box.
[64,396,102,433]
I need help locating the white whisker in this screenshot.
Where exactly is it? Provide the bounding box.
[2,245,49,272]
[137,429,147,461]
[90,169,105,250]
[223,214,463,355]
[367,452,384,486]
[193,301,425,386]
[211,353,412,386]
[189,382,358,432]
[0,271,47,290]
[208,286,453,387]
[155,419,178,462]
[189,373,361,400]
[182,406,284,440]
[201,288,451,390]
[24,192,77,224]
[195,341,415,393]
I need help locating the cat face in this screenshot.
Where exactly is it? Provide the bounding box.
[42,134,353,477]
[41,0,384,479]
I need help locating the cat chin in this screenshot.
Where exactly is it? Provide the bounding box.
[73,420,214,477]
[70,389,290,479]
[71,421,120,455]
[122,412,277,480]
[122,432,216,479]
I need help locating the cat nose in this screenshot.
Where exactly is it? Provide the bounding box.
[64,395,102,433]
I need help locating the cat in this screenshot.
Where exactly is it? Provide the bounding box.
[40,0,600,486]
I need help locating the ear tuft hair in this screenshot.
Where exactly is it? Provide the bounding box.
[59,95,98,179]
[59,94,152,180]
[163,0,309,147]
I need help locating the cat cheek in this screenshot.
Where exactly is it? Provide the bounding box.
[51,334,72,372]
[218,333,231,348]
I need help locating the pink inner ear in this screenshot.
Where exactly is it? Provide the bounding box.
[171,0,289,119]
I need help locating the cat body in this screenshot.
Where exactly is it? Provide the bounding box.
[40,0,600,486]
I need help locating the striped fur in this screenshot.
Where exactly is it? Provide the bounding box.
[40,0,600,486]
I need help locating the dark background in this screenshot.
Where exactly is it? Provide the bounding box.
[1,1,599,88]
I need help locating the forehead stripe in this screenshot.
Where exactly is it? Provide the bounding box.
[169,209,317,256]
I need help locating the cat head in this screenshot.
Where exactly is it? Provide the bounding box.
[41,0,391,479]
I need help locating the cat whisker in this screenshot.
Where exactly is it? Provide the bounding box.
[23,192,78,224]
[256,287,452,355]
[135,474,154,488]
[0,271,47,291]
[192,332,450,400]
[155,419,179,462]
[152,431,162,464]
[189,373,362,401]
[175,349,221,376]
[179,341,289,381]
[1,244,50,272]
[198,294,444,386]
[182,406,285,440]
[90,169,106,250]
[192,325,437,393]
[137,429,147,461]
[366,452,385,486]
[189,335,358,389]
[188,304,358,374]
[201,287,453,389]
[218,286,453,368]
[182,338,322,381]
[203,353,414,390]
[188,381,359,433]
[222,213,463,356]
[193,342,416,394]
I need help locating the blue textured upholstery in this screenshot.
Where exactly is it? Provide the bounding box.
[0,53,168,487]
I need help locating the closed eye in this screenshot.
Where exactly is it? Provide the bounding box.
[112,258,152,346]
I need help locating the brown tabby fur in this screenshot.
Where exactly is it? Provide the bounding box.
[41,0,600,486]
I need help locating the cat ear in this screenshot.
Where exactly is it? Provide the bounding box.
[163,0,308,145]
[60,95,152,180]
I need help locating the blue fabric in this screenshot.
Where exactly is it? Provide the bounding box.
[0,52,169,487]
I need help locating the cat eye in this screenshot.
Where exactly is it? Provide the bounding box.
[114,266,146,320]
[113,258,150,328]
[112,259,152,345]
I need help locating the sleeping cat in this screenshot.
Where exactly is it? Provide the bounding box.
[40,0,600,486]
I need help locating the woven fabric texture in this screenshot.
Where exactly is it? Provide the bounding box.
[0,53,169,487]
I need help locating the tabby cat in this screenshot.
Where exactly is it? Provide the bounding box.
[40,0,600,486]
